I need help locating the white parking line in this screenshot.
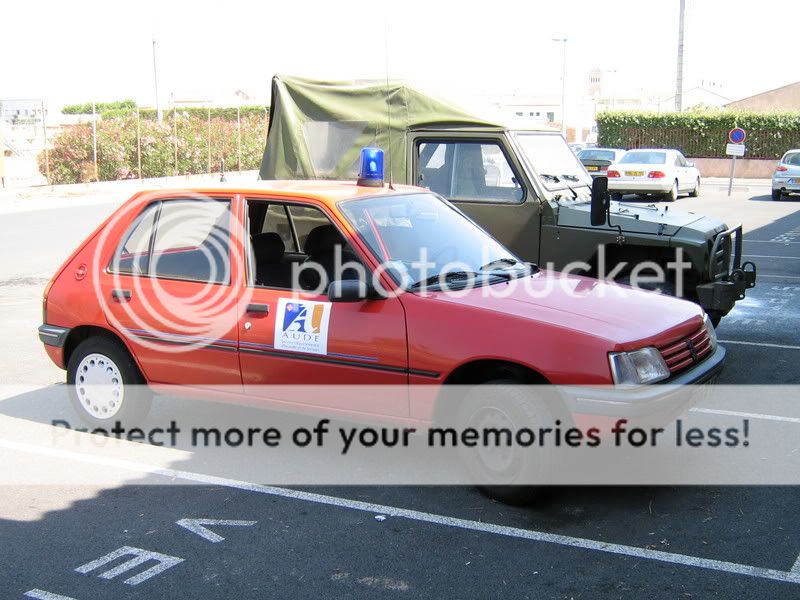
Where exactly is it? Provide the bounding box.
[746,240,800,245]
[24,591,77,600]
[1,438,799,586]
[719,339,800,351]
[792,554,800,575]
[758,275,800,280]
[744,255,800,260]
[690,408,800,425]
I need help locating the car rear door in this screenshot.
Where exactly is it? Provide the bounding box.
[237,196,409,417]
[102,194,242,386]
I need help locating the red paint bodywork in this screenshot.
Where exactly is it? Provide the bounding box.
[42,182,706,425]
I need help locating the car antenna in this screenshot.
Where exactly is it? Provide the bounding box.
[384,18,395,190]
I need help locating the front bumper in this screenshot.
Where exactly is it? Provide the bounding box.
[608,179,673,194]
[562,344,726,419]
[695,224,757,315]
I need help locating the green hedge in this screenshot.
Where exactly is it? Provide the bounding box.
[39,112,270,184]
[62,100,268,121]
[62,100,137,115]
[596,110,800,159]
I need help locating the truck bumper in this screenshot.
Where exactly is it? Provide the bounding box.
[695,224,757,316]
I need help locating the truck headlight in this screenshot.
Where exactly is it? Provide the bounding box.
[703,313,718,351]
[608,347,671,385]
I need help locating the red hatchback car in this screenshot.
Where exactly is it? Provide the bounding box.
[39,181,724,449]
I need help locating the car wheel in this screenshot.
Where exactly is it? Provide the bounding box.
[66,336,152,427]
[772,189,782,201]
[689,178,700,197]
[666,180,679,202]
[610,192,623,201]
[455,380,558,505]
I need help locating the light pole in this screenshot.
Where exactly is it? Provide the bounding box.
[675,0,685,112]
[552,38,568,138]
[152,38,162,122]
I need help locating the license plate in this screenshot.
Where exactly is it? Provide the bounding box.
[625,171,644,177]
[586,166,598,171]
[791,178,798,184]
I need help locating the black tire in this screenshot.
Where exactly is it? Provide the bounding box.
[66,336,152,427]
[772,189,782,201]
[666,180,679,202]
[455,380,559,505]
[610,192,624,201]
[689,178,700,197]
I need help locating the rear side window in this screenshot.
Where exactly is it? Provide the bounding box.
[620,151,666,165]
[578,150,616,161]
[110,198,232,284]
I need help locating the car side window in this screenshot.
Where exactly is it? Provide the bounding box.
[151,199,232,284]
[247,200,363,292]
[416,141,524,204]
[110,203,159,275]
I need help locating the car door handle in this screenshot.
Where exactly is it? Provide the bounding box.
[246,303,270,314]
[111,289,132,302]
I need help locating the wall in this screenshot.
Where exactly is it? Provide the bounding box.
[725,82,800,112]
[689,157,777,178]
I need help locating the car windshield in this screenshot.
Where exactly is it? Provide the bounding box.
[784,152,800,166]
[620,151,667,165]
[578,149,617,161]
[339,193,526,289]
[513,132,592,190]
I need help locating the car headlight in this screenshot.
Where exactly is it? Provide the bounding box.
[608,347,670,386]
[703,313,718,351]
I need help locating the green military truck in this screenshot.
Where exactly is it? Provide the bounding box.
[259,75,756,324]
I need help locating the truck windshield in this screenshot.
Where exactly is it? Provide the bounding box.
[339,193,527,289]
[513,132,592,190]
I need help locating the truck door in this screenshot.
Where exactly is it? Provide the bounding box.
[409,134,541,263]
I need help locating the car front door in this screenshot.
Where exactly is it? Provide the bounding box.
[237,196,409,418]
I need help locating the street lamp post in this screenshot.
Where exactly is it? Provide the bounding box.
[552,38,568,138]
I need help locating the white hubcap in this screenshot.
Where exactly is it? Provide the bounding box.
[75,353,124,419]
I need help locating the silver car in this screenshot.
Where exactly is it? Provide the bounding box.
[771,149,800,200]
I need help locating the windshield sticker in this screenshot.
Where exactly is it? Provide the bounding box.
[274,298,332,356]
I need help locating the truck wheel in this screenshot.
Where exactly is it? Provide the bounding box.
[772,189,782,201]
[66,336,152,427]
[666,180,679,202]
[689,178,700,197]
[456,380,556,505]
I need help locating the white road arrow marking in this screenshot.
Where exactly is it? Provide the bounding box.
[24,591,78,600]
[75,546,184,586]
[176,518,257,543]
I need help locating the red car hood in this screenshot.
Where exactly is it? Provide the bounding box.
[426,270,704,349]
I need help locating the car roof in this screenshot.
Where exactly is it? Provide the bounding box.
[624,148,675,153]
[579,147,624,152]
[133,180,425,209]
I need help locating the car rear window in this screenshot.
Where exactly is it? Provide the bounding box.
[620,151,666,165]
[784,153,800,166]
[578,150,616,162]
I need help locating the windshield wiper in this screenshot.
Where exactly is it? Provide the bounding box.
[409,270,478,291]
[480,258,523,271]
[540,173,561,183]
[560,174,581,182]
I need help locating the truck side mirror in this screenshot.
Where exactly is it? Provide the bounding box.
[590,176,609,227]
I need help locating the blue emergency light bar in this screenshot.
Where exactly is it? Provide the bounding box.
[357,147,384,187]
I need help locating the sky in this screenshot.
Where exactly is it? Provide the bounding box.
[2,0,797,111]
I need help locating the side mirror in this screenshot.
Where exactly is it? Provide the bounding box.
[590,176,609,227]
[327,280,378,303]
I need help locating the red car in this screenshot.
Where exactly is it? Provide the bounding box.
[39,179,724,496]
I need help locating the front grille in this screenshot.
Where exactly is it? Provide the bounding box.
[657,324,713,375]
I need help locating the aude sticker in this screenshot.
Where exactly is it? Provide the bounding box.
[274,298,332,355]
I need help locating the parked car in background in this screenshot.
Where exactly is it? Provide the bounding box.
[607,149,701,201]
[771,149,800,200]
[569,142,597,154]
[577,148,626,179]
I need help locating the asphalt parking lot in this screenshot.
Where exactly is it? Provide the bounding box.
[1,180,799,599]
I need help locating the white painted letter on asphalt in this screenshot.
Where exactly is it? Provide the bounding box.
[75,546,184,586]
[176,518,257,543]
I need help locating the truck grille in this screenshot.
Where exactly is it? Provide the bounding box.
[657,324,713,374]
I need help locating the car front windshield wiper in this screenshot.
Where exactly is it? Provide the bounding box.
[480,257,523,271]
[560,174,582,182]
[540,173,561,183]
[408,270,479,291]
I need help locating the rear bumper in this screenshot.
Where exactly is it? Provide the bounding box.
[772,177,800,192]
[562,344,726,419]
[695,224,757,315]
[608,179,673,194]
[38,324,70,348]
